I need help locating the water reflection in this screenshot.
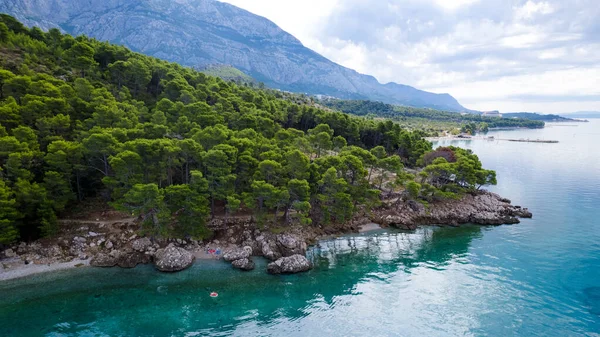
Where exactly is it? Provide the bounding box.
[0,226,484,336]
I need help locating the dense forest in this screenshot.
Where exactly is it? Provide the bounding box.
[502,112,573,122]
[0,15,497,244]
[320,99,545,133]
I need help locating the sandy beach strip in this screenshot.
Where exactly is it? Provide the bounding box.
[0,259,90,282]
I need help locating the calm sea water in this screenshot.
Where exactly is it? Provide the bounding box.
[1,120,599,337]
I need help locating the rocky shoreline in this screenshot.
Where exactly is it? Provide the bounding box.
[0,191,531,281]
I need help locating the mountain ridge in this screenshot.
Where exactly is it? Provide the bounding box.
[0,0,469,111]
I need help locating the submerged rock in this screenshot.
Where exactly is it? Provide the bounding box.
[267,255,312,274]
[231,258,255,271]
[154,245,194,272]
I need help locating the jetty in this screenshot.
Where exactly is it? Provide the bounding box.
[505,138,559,143]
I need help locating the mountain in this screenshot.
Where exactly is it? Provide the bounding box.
[0,0,469,112]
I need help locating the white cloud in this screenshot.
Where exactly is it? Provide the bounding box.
[218,0,600,113]
[433,0,480,11]
[219,0,340,43]
[515,1,555,20]
[429,67,600,113]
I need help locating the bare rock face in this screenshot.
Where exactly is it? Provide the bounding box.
[223,246,252,262]
[132,238,152,252]
[117,252,151,268]
[267,255,312,274]
[377,191,533,229]
[231,258,255,271]
[259,234,306,261]
[0,0,468,112]
[276,234,307,256]
[90,253,118,267]
[260,240,282,261]
[3,249,16,258]
[154,245,194,272]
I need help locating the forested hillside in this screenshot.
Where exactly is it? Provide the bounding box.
[0,16,497,245]
[0,0,469,111]
[321,99,545,133]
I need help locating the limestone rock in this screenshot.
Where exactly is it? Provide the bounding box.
[231,258,255,271]
[267,255,312,274]
[3,249,16,258]
[276,234,307,256]
[377,191,533,229]
[117,252,150,268]
[0,0,468,112]
[261,240,282,261]
[90,253,118,267]
[154,245,194,272]
[132,237,152,252]
[223,246,252,262]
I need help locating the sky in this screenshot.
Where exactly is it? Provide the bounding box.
[219,0,600,113]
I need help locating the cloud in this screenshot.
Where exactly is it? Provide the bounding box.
[515,1,555,20]
[219,0,600,113]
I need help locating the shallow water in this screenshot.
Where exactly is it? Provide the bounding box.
[1,120,599,336]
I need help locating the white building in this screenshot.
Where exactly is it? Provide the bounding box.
[482,111,502,118]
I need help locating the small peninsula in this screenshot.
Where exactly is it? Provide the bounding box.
[0,16,531,280]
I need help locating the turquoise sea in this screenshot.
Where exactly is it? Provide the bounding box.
[1,120,599,337]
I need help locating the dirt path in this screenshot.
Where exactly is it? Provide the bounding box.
[58,218,137,225]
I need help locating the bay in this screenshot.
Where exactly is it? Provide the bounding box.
[1,120,599,336]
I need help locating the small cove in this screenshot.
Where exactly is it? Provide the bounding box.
[1,120,599,336]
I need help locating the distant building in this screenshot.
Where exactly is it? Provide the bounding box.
[482,111,502,118]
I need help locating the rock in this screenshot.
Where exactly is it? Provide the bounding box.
[117,252,150,268]
[231,258,255,271]
[88,231,99,237]
[223,246,252,262]
[4,248,16,258]
[90,253,118,267]
[109,249,120,258]
[267,255,312,274]
[242,239,261,256]
[105,241,113,249]
[78,253,88,260]
[132,237,152,252]
[17,243,27,254]
[1,257,24,270]
[276,234,307,256]
[261,241,282,261]
[378,191,533,229]
[73,237,86,244]
[154,245,194,272]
